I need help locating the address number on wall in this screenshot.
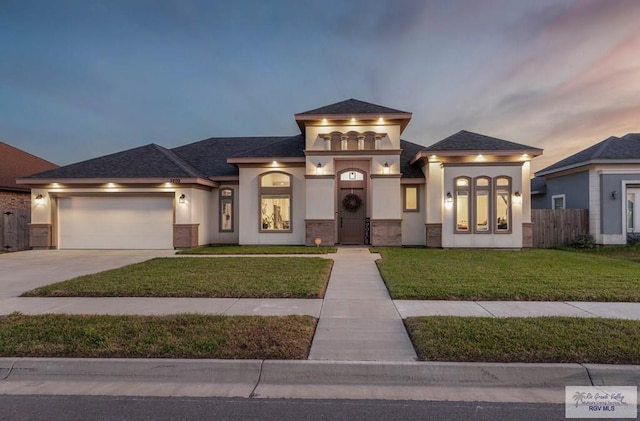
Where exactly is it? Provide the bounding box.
[169,178,181,183]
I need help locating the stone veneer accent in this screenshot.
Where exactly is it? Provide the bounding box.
[30,223,52,249]
[173,224,199,249]
[370,219,402,246]
[426,223,442,248]
[305,219,335,246]
[522,222,533,248]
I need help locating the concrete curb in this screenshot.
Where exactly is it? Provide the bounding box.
[2,358,638,401]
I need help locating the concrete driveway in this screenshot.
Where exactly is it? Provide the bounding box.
[0,250,175,298]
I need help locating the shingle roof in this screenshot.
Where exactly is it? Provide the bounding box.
[400,140,426,178]
[172,136,303,177]
[296,98,409,116]
[424,130,540,153]
[536,133,640,176]
[26,144,203,179]
[0,142,57,191]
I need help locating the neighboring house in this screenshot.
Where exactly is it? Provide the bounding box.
[18,99,541,250]
[0,141,58,210]
[532,133,640,245]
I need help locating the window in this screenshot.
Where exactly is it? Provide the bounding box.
[220,188,233,232]
[453,175,513,234]
[552,194,565,210]
[628,193,635,233]
[475,177,490,233]
[260,172,292,232]
[403,185,419,212]
[495,177,511,232]
[339,170,364,181]
[455,177,470,232]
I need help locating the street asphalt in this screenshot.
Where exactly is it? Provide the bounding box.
[0,248,639,401]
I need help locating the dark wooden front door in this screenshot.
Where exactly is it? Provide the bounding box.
[339,188,365,244]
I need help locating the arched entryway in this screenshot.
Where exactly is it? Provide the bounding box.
[337,168,367,244]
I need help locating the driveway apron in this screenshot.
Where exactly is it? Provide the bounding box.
[308,247,417,361]
[0,250,175,298]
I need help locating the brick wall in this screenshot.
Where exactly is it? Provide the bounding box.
[0,191,30,210]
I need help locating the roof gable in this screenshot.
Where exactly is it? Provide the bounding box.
[536,134,640,176]
[424,130,540,153]
[296,98,409,116]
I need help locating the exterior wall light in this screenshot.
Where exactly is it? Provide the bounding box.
[611,190,618,200]
[445,192,453,204]
[315,162,323,175]
[383,162,390,174]
[445,192,453,209]
[513,191,522,205]
[35,194,44,206]
[179,194,186,204]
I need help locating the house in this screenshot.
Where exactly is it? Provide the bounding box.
[0,141,58,210]
[18,99,542,250]
[532,133,640,245]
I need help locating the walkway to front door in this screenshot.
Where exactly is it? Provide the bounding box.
[308,247,417,361]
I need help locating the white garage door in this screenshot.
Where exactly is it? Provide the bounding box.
[58,196,173,249]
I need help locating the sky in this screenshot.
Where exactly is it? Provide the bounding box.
[1,0,639,173]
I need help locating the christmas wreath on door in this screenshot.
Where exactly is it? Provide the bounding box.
[342,193,362,212]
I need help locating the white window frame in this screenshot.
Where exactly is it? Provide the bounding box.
[552,194,566,210]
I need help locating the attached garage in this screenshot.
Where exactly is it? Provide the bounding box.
[57,195,174,249]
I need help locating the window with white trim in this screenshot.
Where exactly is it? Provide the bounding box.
[260,172,292,232]
[552,194,565,210]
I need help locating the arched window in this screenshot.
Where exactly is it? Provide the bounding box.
[474,177,491,233]
[495,177,511,233]
[260,172,292,232]
[220,188,234,232]
[455,177,471,232]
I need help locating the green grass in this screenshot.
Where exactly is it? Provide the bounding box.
[0,313,316,359]
[178,245,336,254]
[405,316,640,364]
[23,257,333,298]
[374,248,640,301]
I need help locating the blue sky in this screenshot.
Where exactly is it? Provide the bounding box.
[1,0,639,172]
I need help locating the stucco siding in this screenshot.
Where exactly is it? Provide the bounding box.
[238,166,306,245]
[401,184,426,245]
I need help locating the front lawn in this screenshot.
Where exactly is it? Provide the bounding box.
[23,257,332,298]
[0,313,316,359]
[375,248,640,301]
[178,245,336,254]
[405,316,640,364]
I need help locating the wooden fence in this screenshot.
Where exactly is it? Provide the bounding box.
[531,209,589,248]
[0,209,30,251]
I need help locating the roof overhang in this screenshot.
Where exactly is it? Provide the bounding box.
[16,177,217,188]
[226,157,306,165]
[294,112,413,134]
[535,159,640,177]
[411,148,543,166]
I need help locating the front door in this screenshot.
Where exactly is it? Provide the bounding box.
[338,169,367,244]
